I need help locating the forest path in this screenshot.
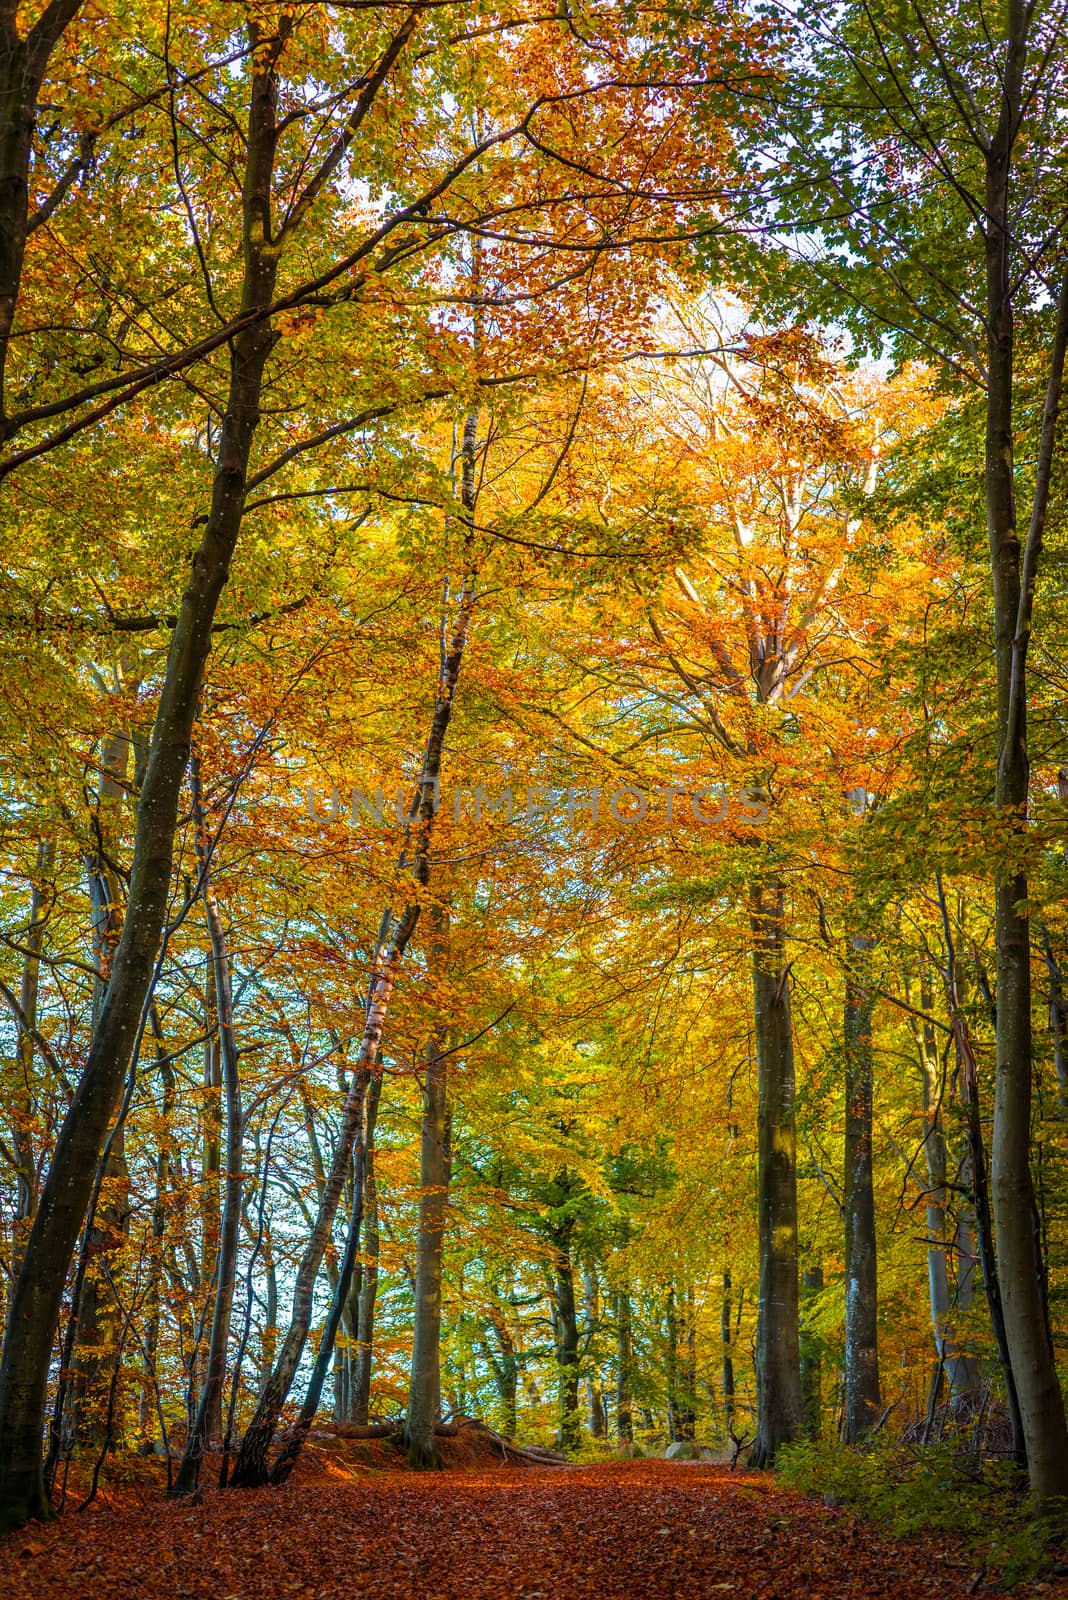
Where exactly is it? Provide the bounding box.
[0,1460,1012,1598]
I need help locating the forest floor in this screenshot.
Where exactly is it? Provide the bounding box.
[3,1452,1066,1600]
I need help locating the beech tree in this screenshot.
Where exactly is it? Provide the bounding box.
[740,0,1068,1507]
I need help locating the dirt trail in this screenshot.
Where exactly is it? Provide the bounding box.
[0,1460,1044,1599]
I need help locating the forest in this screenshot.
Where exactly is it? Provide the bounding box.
[1,0,1068,1594]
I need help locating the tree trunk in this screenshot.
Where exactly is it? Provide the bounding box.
[231,410,477,1489]
[665,1289,679,1440]
[842,936,881,1443]
[485,1308,519,1439]
[404,985,451,1468]
[139,1038,174,1448]
[199,955,222,1387]
[551,1210,581,1452]
[71,726,133,1447]
[0,18,282,1528]
[720,1271,735,1434]
[749,876,803,1467]
[616,1287,633,1442]
[983,39,1068,1508]
[0,0,85,435]
[800,1261,822,1440]
[268,1101,377,1485]
[10,837,56,1266]
[584,1267,606,1440]
[174,756,244,1494]
[956,1019,1025,1459]
[1040,926,1068,1107]
[675,1287,696,1441]
[352,1071,382,1425]
[229,1066,370,1488]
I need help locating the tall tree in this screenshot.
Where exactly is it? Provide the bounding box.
[749,0,1068,1505]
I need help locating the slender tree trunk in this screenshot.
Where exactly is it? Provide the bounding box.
[404,907,451,1463]
[229,1067,370,1487]
[352,1072,382,1425]
[10,837,56,1266]
[139,1043,174,1448]
[71,727,133,1447]
[551,1208,581,1452]
[749,876,803,1467]
[677,1287,696,1441]
[916,992,953,1376]
[665,1289,679,1440]
[584,1267,606,1439]
[404,966,451,1468]
[842,936,881,1442]
[268,1107,376,1485]
[949,1191,983,1408]
[800,1261,823,1440]
[199,955,222,1378]
[486,1309,518,1439]
[0,19,283,1527]
[616,1287,633,1442]
[956,1019,1025,1460]
[720,1271,735,1434]
[174,756,244,1494]
[259,1227,277,1392]
[1040,927,1068,1107]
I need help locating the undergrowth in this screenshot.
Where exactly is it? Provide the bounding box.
[777,1438,1060,1586]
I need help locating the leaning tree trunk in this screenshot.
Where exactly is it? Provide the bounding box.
[268,1114,374,1485]
[174,755,245,1494]
[749,876,803,1468]
[231,411,479,1490]
[228,1066,370,1487]
[404,978,452,1468]
[842,936,881,1443]
[0,23,282,1529]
